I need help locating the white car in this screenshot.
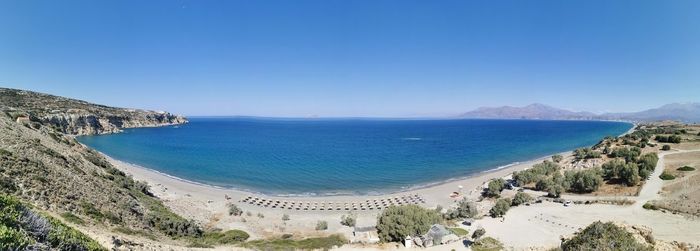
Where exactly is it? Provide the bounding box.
[564,201,572,207]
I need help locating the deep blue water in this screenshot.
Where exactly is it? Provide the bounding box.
[77,118,631,195]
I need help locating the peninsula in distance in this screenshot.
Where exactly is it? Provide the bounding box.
[2,1,700,251]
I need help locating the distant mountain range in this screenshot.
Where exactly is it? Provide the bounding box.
[459,103,700,122]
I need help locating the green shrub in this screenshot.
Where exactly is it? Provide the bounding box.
[637,153,658,178]
[448,227,468,237]
[561,221,652,251]
[659,171,676,180]
[608,147,641,162]
[46,217,104,251]
[661,145,671,151]
[376,205,442,242]
[228,203,242,216]
[552,154,563,163]
[340,214,356,227]
[574,148,601,160]
[199,229,250,244]
[445,198,478,219]
[655,135,681,143]
[315,221,328,231]
[603,160,640,186]
[511,192,533,206]
[0,224,33,250]
[472,237,503,251]
[60,212,85,225]
[484,178,506,197]
[243,234,346,250]
[513,160,560,186]
[471,227,486,240]
[80,201,104,220]
[1,194,104,250]
[564,168,603,193]
[642,202,658,210]
[282,214,290,221]
[489,198,511,218]
[677,166,695,171]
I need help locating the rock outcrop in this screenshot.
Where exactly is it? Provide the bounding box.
[0,87,187,135]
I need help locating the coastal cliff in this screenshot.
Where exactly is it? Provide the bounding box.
[0,88,200,248]
[0,87,187,135]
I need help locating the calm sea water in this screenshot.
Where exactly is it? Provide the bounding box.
[77,118,631,195]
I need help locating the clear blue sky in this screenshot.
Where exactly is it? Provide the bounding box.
[1,1,699,117]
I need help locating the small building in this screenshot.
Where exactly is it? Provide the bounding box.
[404,236,413,248]
[353,226,380,244]
[422,224,458,246]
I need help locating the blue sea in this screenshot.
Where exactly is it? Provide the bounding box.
[77,118,632,195]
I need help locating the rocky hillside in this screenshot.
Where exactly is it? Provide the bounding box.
[459,103,700,122]
[0,87,187,135]
[460,103,597,120]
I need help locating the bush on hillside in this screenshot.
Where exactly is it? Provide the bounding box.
[560,221,652,251]
[661,145,671,151]
[376,205,442,242]
[0,194,104,251]
[552,154,563,163]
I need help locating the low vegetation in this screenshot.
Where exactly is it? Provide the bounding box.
[376,205,442,242]
[448,227,468,237]
[659,171,676,180]
[552,154,563,163]
[0,194,105,250]
[471,237,504,251]
[677,166,696,171]
[642,202,659,210]
[187,229,250,247]
[661,145,671,151]
[560,221,652,251]
[242,234,346,251]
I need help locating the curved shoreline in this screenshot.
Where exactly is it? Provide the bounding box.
[97,121,635,198]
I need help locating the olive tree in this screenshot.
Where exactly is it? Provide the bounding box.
[489,198,511,217]
[484,178,506,197]
[376,205,442,242]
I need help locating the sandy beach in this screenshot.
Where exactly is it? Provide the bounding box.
[103,151,570,240]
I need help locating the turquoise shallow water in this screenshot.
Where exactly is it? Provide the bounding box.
[77,118,632,195]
